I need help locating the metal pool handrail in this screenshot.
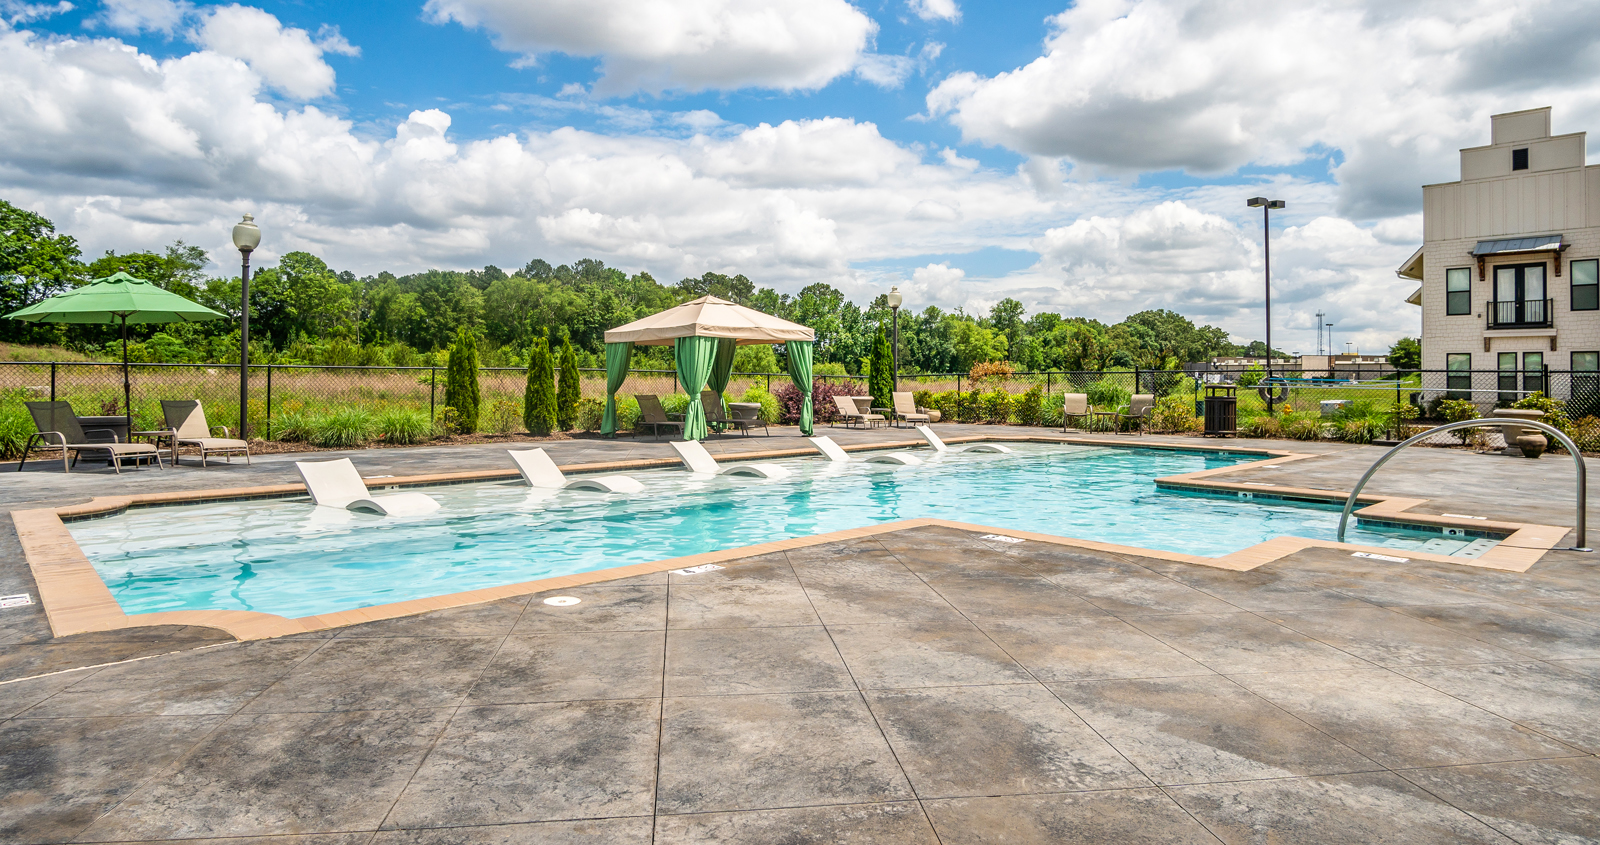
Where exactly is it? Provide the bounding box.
[1336,418,1588,551]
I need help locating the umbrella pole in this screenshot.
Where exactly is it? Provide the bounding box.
[121,315,131,439]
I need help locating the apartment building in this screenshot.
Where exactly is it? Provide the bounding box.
[1398,107,1600,407]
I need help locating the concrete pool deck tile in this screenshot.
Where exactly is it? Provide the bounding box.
[1230,668,1583,769]
[1123,612,1373,675]
[655,690,913,814]
[664,626,852,696]
[665,550,796,585]
[1388,602,1600,660]
[666,581,822,629]
[1042,568,1243,616]
[1549,656,1600,678]
[240,636,501,713]
[1166,771,1517,844]
[467,631,664,705]
[796,578,968,626]
[1392,661,1600,753]
[0,666,96,718]
[383,700,660,830]
[334,596,532,639]
[77,708,453,842]
[981,616,1216,683]
[1138,562,1377,612]
[22,640,319,718]
[915,574,1108,619]
[863,684,1150,798]
[652,801,938,844]
[825,620,1036,689]
[921,789,1220,844]
[1395,757,1600,845]
[1046,675,1378,786]
[1524,597,1600,625]
[786,551,919,586]
[374,817,655,844]
[0,624,235,683]
[508,585,667,634]
[1261,607,1529,667]
[0,713,226,843]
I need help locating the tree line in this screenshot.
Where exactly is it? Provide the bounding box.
[1,198,1256,374]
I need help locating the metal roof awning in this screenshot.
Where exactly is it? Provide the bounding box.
[1471,234,1568,279]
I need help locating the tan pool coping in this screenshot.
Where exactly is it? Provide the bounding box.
[12,434,1573,641]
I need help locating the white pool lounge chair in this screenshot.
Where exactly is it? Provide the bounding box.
[508,448,644,493]
[295,458,442,516]
[808,436,922,465]
[916,425,1013,454]
[670,440,791,478]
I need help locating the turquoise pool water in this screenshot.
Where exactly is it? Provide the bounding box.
[72,444,1446,619]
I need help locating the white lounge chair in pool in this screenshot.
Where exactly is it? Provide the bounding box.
[670,439,791,478]
[916,425,1013,455]
[808,435,922,465]
[508,448,644,493]
[296,458,442,516]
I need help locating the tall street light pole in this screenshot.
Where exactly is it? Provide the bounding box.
[232,214,260,439]
[1246,197,1285,411]
[886,286,902,389]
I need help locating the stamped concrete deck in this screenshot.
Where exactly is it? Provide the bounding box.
[3,426,1599,842]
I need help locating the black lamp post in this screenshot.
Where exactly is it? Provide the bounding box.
[886,285,902,389]
[1246,197,1285,411]
[231,213,260,438]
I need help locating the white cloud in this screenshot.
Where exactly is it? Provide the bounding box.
[422,0,876,95]
[854,53,913,89]
[2,0,72,26]
[192,4,354,99]
[928,0,1600,219]
[92,0,184,33]
[908,0,959,23]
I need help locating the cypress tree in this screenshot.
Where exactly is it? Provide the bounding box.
[868,325,895,415]
[523,338,558,436]
[556,336,581,431]
[445,328,480,433]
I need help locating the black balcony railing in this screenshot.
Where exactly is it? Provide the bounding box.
[1487,298,1552,329]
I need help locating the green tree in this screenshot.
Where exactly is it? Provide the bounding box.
[0,199,84,342]
[445,328,481,433]
[556,336,581,430]
[949,318,1008,371]
[523,337,558,436]
[1388,337,1421,375]
[868,325,894,412]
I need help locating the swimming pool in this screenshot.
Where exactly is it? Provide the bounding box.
[72,444,1453,618]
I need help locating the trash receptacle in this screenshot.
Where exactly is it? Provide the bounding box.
[1204,385,1237,436]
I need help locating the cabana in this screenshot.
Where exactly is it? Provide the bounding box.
[602,295,816,440]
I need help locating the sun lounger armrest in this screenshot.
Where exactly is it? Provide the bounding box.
[33,430,67,447]
[211,425,231,437]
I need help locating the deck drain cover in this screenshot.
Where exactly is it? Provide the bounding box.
[672,564,725,576]
[0,593,32,608]
[979,534,1025,544]
[543,596,581,607]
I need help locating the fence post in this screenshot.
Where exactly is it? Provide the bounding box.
[957,374,963,423]
[265,365,273,440]
[1134,367,1141,395]
[430,367,437,420]
[49,361,56,402]
[766,373,771,394]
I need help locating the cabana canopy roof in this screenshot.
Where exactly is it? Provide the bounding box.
[603,295,815,346]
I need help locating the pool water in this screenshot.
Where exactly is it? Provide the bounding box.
[72,445,1449,619]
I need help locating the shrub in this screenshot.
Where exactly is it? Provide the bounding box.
[309,407,375,448]
[576,397,605,432]
[968,360,1016,382]
[556,338,581,431]
[1237,365,1265,387]
[1039,392,1066,428]
[1338,418,1384,444]
[0,404,33,459]
[1385,401,1420,439]
[444,329,481,434]
[1566,415,1600,453]
[813,362,850,377]
[1283,414,1326,441]
[271,407,315,442]
[868,326,894,415]
[1437,398,1479,443]
[482,398,523,434]
[738,384,781,424]
[1148,395,1201,433]
[523,338,557,436]
[661,392,690,417]
[1238,414,1281,438]
[978,389,1014,424]
[1086,378,1131,410]
[1013,384,1045,426]
[615,395,640,431]
[375,407,432,445]
[773,377,866,424]
[1510,392,1569,431]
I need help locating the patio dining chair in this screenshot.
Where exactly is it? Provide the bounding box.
[161,399,250,467]
[635,395,685,440]
[18,401,164,473]
[1113,394,1156,436]
[1061,393,1091,431]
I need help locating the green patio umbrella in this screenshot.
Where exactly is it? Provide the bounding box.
[5,272,227,433]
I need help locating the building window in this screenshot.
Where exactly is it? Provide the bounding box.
[1573,259,1598,311]
[1512,148,1529,170]
[1445,267,1471,315]
[1498,352,1518,404]
[1573,352,1600,418]
[1446,353,1473,399]
[1524,351,1544,396]
[1491,263,1549,327]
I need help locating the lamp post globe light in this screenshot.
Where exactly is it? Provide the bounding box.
[886,285,903,389]
[1245,197,1285,411]
[231,213,260,439]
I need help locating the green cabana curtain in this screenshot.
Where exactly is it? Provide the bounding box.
[600,341,632,437]
[674,336,719,441]
[708,337,737,397]
[785,339,814,436]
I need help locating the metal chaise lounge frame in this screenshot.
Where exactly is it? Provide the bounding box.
[808,435,921,465]
[295,458,441,515]
[17,401,164,473]
[702,389,766,436]
[890,392,931,428]
[635,394,686,440]
[670,439,791,478]
[160,399,251,467]
[916,424,1013,454]
[831,394,885,429]
[508,447,644,493]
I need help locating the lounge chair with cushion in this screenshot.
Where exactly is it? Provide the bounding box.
[916,424,1013,455]
[18,401,164,473]
[161,399,250,467]
[296,458,441,515]
[508,448,644,493]
[808,435,921,465]
[670,439,790,478]
[636,395,686,440]
[702,390,765,436]
[1061,393,1091,431]
[1114,394,1156,435]
[831,394,885,428]
[891,392,931,428]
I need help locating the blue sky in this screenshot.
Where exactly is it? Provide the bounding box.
[4,0,1597,353]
